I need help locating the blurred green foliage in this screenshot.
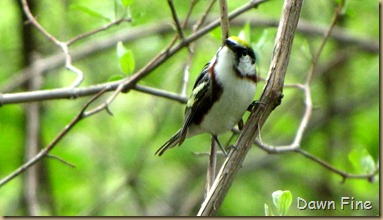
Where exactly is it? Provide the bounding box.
[0,0,379,216]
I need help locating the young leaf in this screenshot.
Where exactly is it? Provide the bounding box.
[116,42,135,74]
[70,4,111,22]
[272,190,292,216]
[117,41,128,58]
[119,50,135,75]
[348,148,376,174]
[264,204,274,216]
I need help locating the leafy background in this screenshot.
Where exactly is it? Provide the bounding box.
[0,0,379,216]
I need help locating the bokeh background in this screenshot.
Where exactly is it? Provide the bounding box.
[0,0,379,216]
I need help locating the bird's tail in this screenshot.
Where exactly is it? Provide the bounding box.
[155,130,181,156]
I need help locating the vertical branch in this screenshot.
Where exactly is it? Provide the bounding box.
[181,0,216,97]
[18,0,41,215]
[219,0,230,43]
[206,137,217,195]
[24,56,43,216]
[197,0,303,216]
[293,0,345,148]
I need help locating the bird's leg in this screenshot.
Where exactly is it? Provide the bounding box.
[212,135,228,157]
[237,118,244,131]
[247,100,266,112]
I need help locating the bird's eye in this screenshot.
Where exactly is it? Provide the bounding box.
[242,51,248,56]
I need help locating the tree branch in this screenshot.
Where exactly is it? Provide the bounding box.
[219,0,230,42]
[0,0,270,188]
[21,0,84,87]
[0,83,187,105]
[197,0,303,216]
[168,0,185,40]
[2,14,376,93]
[0,88,109,187]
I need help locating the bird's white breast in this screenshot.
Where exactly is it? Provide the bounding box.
[199,47,256,135]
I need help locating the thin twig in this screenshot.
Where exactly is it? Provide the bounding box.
[0,0,270,187]
[198,0,303,215]
[269,0,346,149]
[21,0,83,87]
[306,0,345,84]
[254,139,379,182]
[180,0,199,96]
[46,154,76,168]
[219,0,230,42]
[20,0,60,46]
[3,13,377,93]
[87,0,270,118]
[168,0,185,40]
[181,0,216,97]
[295,148,379,183]
[20,0,132,88]
[66,18,131,46]
[0,88,109,187]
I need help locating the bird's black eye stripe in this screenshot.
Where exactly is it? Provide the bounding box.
[225,38,256,62]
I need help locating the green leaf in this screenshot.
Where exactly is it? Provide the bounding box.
[120,51,135,75]
[70,4,111,22]
[348,148,376,174]
[272,190,292,216]
[117,42,128,58]
[264,204,274,216]
[116,42,135,74]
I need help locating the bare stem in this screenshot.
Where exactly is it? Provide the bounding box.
[198,0,304,215]
[0,88,109,187]
[168,0,185,40]
[219,0,230,43]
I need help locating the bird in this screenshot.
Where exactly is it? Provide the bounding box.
[155,36,257,156]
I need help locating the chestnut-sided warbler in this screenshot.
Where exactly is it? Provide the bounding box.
[155,36,257,156]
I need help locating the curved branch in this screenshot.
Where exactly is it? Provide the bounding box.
[0,88,109,187]
[0,0,270,187]
[1,0,270,106]
[295,148,379,183]
[2,13,377,93]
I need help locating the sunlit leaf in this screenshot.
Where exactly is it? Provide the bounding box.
[117,41,128,58]
[119,50,135,75]
[272,190,292,216]
[264,203,274,216]
[348,148,376,174]
[116,42,135,74]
